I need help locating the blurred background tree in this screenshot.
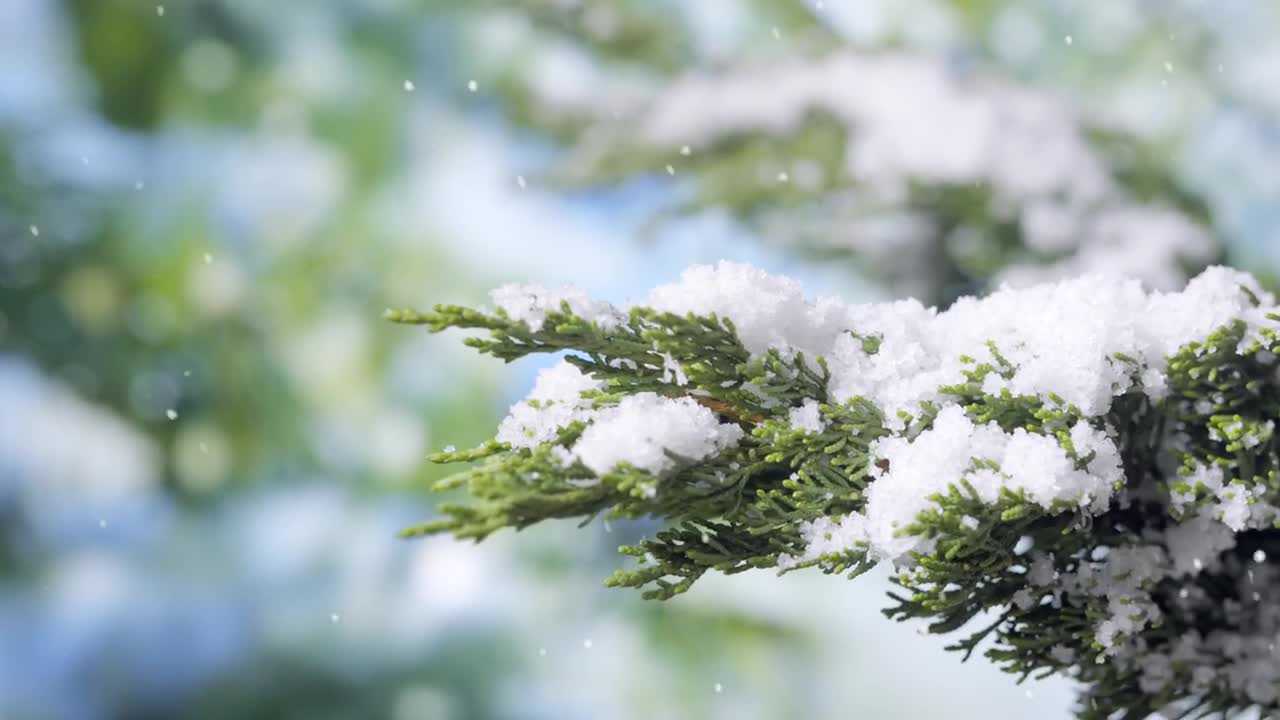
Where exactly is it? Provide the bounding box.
[2,1,1280,718]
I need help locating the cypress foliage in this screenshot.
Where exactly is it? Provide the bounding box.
[389,264,1280,719]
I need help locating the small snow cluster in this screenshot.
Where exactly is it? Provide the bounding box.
[496,362,604,449]
[1171,462,1280,532]
[645,260,854,356]
[787,399,825,433]
[835,406,1122,561]
[571,394,744,477]
[497,361,742,477]
[566,51,1214,290]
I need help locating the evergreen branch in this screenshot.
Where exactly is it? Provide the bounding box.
[387,263,1280,719]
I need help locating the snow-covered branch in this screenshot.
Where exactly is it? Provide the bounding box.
[393,261,1280,718]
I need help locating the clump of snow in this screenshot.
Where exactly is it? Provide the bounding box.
[829,265,1273,422]
[1081,546,1170,650]
[571,393,744,476]
[643,261,850,357]
[788,399,825,433]
[1171,462,1280,532]
[815,406,1120,562]
[787,513,869,569]
[496,361,604,449]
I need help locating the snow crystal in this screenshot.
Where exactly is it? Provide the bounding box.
[571,393,744,475]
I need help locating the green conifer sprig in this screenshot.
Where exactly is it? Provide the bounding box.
[389,301,886,598]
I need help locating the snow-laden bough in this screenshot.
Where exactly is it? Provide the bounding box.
[388,261,1280,719]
